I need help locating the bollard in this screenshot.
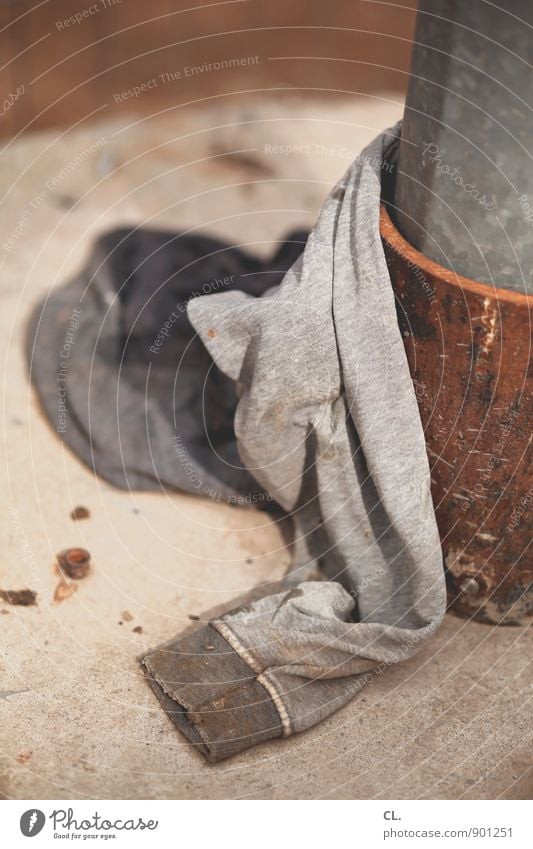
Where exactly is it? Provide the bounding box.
[381,203,532,624]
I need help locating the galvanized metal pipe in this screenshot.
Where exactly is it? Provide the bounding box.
[395,0,533,293]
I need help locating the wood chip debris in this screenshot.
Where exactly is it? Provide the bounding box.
[0,589,37,606]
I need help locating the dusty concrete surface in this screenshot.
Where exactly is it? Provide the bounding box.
[0,95,531,799]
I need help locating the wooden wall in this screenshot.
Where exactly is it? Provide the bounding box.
[1,0,417,137]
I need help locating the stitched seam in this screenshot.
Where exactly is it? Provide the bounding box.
[257,672,292,737]
[212,620,291,736]
[211,620,262,674]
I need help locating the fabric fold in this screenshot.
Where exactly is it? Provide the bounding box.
[142,123,446,761]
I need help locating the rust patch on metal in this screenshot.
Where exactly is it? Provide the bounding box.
[381,204,533,625]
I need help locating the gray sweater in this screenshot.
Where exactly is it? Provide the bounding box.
[141,124,446,762]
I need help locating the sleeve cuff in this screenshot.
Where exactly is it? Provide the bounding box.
[140,623,284,762]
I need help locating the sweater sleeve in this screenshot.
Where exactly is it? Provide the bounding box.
[141,580,437,762]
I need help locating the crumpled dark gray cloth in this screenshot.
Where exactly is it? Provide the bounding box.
[27,226,307,499]
[29,123,446,763]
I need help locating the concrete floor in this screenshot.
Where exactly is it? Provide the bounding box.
[0,95,531,799]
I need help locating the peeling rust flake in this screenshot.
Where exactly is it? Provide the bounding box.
[480,296,498,355]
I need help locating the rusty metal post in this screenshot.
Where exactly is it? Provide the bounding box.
[395,0,533,294]
[382,0,533,623]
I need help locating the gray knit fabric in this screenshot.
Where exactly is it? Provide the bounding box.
[142,124,446,759]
